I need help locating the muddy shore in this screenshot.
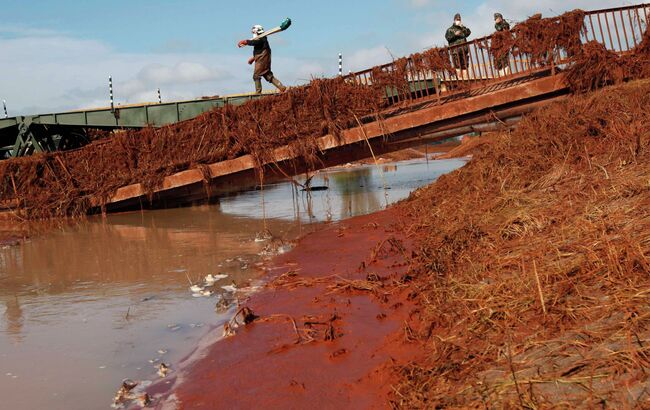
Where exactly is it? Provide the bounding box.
[154,207,420,409]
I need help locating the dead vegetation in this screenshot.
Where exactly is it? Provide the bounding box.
[566,26,650,93]
[491,10,586,67]
[0,78,385,219]
[391,79,650,408]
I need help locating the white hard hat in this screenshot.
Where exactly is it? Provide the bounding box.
[251,25,265,36]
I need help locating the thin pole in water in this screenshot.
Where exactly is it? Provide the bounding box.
[338,53,343,76]
[2,100,7,118]
[109,76,114,112]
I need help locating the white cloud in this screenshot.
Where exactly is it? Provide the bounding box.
[345,46,394,72]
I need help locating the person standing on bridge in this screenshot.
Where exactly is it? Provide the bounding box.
[494,13,512,76]
[238,25,287,94]
[445,13,472,79]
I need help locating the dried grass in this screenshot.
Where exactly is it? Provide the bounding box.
[391,79,650,408]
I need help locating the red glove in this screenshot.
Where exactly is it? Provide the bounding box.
[237,40,248,48]
[248,56,256,65]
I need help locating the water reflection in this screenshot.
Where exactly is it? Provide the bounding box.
[330,168,382,219]
[2,295,23,343]
[220,158,467,222]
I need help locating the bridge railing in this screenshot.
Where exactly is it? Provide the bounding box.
[346,3,649,105]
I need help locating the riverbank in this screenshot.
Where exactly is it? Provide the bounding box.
[162,207,418,408]
[159,79,650,408]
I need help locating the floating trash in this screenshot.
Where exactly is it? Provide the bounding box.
[204,274,228,285]
[189,284,204,293]
[111,379,153,408]
[221,283,237,293]
[157,363,171,378]
[157,349,168,355]
[148,358,159,364]
[301,186,329,192]
[215,297,233,314]
[255,230,274,242]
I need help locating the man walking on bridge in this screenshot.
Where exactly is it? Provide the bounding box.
[238,25,287,94]
[445,13,472,79]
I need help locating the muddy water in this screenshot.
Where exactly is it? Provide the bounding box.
[0,158,466,409]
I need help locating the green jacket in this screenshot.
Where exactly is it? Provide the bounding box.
[495,21,510,32]
[445,24,471,46]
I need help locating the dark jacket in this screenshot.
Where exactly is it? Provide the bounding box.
[246,37,271,56]
[495,21,511,32]
[445,24,471,46]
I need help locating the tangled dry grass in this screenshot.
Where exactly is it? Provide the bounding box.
[491,10,586,67]
[392,79,650,408]
[0,78,384,219]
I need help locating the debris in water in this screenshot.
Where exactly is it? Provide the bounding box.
[192,289,214,298]
[112,379,138,408]
[204,274,228,285]
[215,297,233,313]
[148,358,159,364]
[255,230,274,242]
[301,186,329,192]
[223,323,236,338]
[138,393,152,407]
[157,349,168,355]
[222,306,260,337]
[189,284,204,293]
[221,282,237,293]
[157,363,171,378]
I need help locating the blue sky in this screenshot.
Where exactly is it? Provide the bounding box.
[0,0,631,114]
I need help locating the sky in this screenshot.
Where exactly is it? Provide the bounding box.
[0,0,636,115]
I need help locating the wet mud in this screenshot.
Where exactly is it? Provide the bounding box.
[156,209,422,409]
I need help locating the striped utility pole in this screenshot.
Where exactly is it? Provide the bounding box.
[109,76,115,111]
[157,88,162,104]
[338,53,343,76]
[2,100,7,118]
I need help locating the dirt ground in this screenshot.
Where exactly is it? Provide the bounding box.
[152,208,421,409]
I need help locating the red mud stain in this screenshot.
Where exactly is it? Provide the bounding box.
[170,208,420,409]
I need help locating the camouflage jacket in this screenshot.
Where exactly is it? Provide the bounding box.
[495,21,511,32]
[445,24,471,46]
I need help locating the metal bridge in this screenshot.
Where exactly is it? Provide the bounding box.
[0,92,271,159]
[1,3,648,215]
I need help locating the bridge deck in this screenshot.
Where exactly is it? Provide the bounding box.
[100,73,568,212]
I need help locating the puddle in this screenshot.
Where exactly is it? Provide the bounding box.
[0,157,466,409]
